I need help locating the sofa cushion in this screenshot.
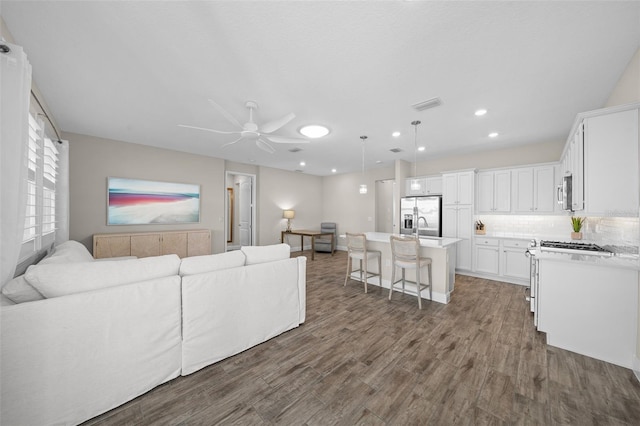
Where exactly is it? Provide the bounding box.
[179,251,246,276]
[1,293,17,306]
[1,275,45,304]
[39,240,94,264]
[241,244,290,265]
[25,254,181,298]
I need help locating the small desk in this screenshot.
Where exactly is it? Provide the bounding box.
[281,230,335,261]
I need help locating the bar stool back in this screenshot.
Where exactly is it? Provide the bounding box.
[344,233,382,293]
[389,235,432,309]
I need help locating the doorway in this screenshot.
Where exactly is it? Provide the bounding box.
[375,179,396,233]
[225,172,256,251]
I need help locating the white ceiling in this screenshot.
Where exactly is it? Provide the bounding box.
[2,1,639,176]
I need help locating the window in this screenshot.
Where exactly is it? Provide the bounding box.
[20,112,59,261]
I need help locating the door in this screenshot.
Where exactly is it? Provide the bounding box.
[375,180,395,233]
[238,177,252,246]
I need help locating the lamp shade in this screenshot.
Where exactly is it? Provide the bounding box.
[283,210,295,219]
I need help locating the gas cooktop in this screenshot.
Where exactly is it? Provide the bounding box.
[539,240,613,256]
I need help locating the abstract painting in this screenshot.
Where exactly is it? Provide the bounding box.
[107,177,200,225]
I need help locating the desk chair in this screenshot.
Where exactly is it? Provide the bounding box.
[389,235,432,309]
[314,222,337,253]
[344,233,381,293]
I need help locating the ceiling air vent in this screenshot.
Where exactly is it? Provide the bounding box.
[294,169,304,173]
[412,97,442,111]
[288,147,303,153]
[390,148,403,153]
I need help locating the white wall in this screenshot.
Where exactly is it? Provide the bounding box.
[257,167,323,248]
[67,132,226,253]
[606,47,640,107]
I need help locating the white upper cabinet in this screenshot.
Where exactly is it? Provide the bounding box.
[443,171,474,205]
[512,165,555,213]
[477,170,511,213]
[405,176,442,196]
[583,108,639,216]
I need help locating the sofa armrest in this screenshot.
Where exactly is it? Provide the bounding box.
[1,276,182,426]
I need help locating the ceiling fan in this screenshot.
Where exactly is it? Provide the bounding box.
[179,100,309,153]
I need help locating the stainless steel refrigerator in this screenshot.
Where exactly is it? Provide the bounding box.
[399,196,442,237]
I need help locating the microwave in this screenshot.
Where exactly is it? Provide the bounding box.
[557,174,573,211]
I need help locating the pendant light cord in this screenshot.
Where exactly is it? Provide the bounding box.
[411,120,421,178]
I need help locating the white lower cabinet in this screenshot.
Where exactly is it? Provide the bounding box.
[472,237,529,284]
[537,258,638,369]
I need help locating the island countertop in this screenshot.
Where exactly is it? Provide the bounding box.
[362,232,461,248]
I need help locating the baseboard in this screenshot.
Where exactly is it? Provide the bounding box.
[634,356,640,384]
[347,272,450,304]
[458,270,528,286]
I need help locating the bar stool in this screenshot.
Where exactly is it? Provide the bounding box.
[344,233,382,293]
[389,235,432,309]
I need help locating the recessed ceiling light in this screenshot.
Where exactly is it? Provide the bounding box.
[299,161,306,166]
[299,125,330,138]
[392,131,401,137]
[418,146,425,152]
[488,132,499,138]
[475,109,488,116]
[376,160,383,164]
[331,168,337,173]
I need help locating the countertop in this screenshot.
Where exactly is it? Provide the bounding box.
[535,250,640,271]
[363,232,461,248]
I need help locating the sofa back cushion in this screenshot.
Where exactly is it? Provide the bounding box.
[26,254,181,298]
[240,244,290,265]
[40,240,94,264]
[179,251,246,276]
[1,275,44,304]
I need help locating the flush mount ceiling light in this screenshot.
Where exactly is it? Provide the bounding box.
[299,125,330,138]
[489,132,499,138]
[475,109,488,116]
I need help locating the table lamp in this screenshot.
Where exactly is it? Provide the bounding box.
[283,210,295,232]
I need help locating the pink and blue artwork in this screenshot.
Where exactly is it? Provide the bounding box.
[107,177,200,225]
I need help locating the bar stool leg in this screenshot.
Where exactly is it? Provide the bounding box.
[389,264,395,301]
[428,263,433,301]
[363,257,368,293]
[344,255,351,287]
[416,266,422,310]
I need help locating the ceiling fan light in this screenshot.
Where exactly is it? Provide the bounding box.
[299,125,330,138]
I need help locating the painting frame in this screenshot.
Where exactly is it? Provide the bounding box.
[107,177,201,225]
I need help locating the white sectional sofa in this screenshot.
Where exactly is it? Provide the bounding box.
[0,240,306,426]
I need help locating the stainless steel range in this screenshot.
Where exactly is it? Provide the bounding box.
[539,240,613,256]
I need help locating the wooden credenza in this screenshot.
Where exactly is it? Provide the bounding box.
[93,229,211,259]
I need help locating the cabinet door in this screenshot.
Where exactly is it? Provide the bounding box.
[502,247,529,280]
[585,109,638,216]
[571,124,584,211]
[494,170,511,212]
[442,206,458,238]
[457,172,474,205]
[476,172,494,212]
[457,239,472,271]
[512,168,534,212]
[442,174,458,204]
[533,166,555,212]
[162,232,188,258]
[475,245,500,275]
[130,234,162,258]
[93,235,130,259]
[425,177,443,195]
[457,205,473,239]
[187,231,211,256]
[406,178,427,196]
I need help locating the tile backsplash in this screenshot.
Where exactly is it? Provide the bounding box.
[474,214,640,245]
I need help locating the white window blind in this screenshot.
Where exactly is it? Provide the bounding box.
[20,113,59,260]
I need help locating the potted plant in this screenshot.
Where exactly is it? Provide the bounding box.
[571,216,585,240]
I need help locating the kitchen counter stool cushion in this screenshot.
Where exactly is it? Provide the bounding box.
[389,235,432,309]
[314,222,337,253]
[344,233,382,293]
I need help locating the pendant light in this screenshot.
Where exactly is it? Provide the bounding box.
[410,120,422,191]
[359,135,368,194]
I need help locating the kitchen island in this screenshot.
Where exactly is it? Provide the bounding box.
[349,232,460,304]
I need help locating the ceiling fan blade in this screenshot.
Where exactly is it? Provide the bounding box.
[208,99,243,129]
[221,136,245,148]
[256,138,276,154]
[265,135,310,144]
[260,112,296,134]
[178,124,241,135]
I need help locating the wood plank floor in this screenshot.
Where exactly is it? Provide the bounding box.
[84,250,640,425]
